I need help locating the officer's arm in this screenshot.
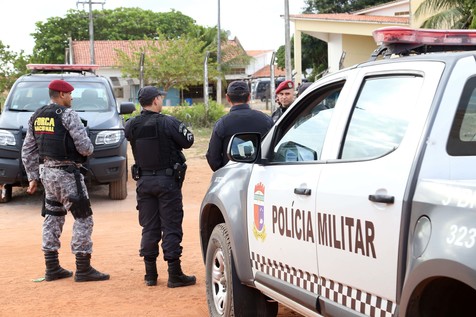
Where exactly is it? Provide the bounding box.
[21,118,40,182]
[63,110,94,156]
[26,180,38,195]
[124,117,133,141]
[205,121,224,172]
[167,117,194,149]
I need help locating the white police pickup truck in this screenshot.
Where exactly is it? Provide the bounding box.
[199,27,476,317]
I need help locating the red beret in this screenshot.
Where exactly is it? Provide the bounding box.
[275,80,294,94]
[48,80,74,93]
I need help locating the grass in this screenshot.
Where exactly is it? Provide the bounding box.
[184,127,212,160]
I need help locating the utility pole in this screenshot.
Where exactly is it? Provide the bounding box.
[216,0,222,104]
[270,51,276,112]
[77,0,105,64]
[204,51,210,110]
[284,0,292,80]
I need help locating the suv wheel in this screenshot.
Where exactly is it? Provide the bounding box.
[0,184,12,203]
[205,223,278,317]
[108,168,127,200]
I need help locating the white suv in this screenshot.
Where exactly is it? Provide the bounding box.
[199,27,476,317]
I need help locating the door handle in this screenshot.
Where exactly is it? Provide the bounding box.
[368,194,394,204]
[294,188,311,196]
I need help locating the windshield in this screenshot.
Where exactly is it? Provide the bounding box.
[7,81,111,112]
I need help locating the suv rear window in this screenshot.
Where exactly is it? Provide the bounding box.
[447,76,476,156]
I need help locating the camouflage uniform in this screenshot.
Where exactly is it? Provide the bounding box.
[22,104,94,254]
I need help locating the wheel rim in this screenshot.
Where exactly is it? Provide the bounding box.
[211,248,227,315]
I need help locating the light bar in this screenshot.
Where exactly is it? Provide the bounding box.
[27,64,99,72]
[373,27,476,46]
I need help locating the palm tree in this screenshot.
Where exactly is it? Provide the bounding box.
[415,0,476,29]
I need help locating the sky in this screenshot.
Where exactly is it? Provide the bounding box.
[1,0,307,54]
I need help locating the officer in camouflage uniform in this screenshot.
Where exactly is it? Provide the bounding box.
[125,86,196,287]
[21,79,109,282]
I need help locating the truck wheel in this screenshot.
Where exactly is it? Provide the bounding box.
[0,184,12,203]
[205,223,278,317]
[108,168,127,200]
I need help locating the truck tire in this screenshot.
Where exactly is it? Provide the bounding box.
[205,223,278,317]
[0,184,12,203]
[108,168,127,200]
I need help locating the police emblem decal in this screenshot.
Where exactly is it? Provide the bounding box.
[252,182,266,241]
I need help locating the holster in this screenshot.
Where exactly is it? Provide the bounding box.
[68,168,92,219]
[173,163,187,188]
[69,194,92,219]
[131,164,141,181]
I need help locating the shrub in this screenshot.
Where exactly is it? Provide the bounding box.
[123,101,227,129]
[162,101,227,128]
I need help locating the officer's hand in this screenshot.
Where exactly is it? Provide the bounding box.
[26,180,38,195]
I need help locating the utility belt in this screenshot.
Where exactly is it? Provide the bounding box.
[49,164,88,175]
[139,168,174,177]
[132,163,187,188]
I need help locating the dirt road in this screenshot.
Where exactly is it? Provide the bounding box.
[0,142,299,316]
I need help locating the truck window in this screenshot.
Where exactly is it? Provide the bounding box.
[447,76,476,156]
[340,75,423,160]
[271,83,343,162]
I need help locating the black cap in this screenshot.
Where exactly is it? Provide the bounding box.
[297,82,312,97]
[227,81,249,95]
[138,86,166,105]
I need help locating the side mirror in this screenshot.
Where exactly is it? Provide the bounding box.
[227,132,261,163]
[119,102,136,115]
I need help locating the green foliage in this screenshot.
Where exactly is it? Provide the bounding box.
[30,8,211,64]
[415,0,475,29]
[0,41,30,94]
[276,34,327,76]
[304,0,391,13]
[116,35,209,92]
[162,102,227,128]
[123,101,226,129]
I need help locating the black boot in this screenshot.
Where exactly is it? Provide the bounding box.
[167,259,196,288]
[144,259,158,286]
[44,251,73,281]
[74,253,110,282]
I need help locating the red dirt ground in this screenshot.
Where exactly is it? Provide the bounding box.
[0,144,301,317]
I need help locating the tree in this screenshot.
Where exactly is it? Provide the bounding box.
[116,35,210,92]
[30,8,204,63]
[0,42,29,95]
[304,0,391,13]
[276,34,327,81]
[415,0,475,29]
[292,0,392,79]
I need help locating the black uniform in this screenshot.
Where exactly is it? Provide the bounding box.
[124,110,194,262]
[272,106,287,123]
[206,103,273,171]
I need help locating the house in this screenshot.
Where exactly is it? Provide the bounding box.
[68,37,264,105]
[68,39,183,105]
[289,0,430,84]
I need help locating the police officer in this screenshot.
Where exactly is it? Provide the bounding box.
[125,86,195,287]
[272,80,295,122]
[206,80,274,171]
[22,79,109,282]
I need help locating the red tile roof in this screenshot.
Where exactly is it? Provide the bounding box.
[220,37,248,63]
[72,40,157,66]
[253,65,286,78]
[290,13,409,24]
[73,38,248,67]
[246,50,273,57]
